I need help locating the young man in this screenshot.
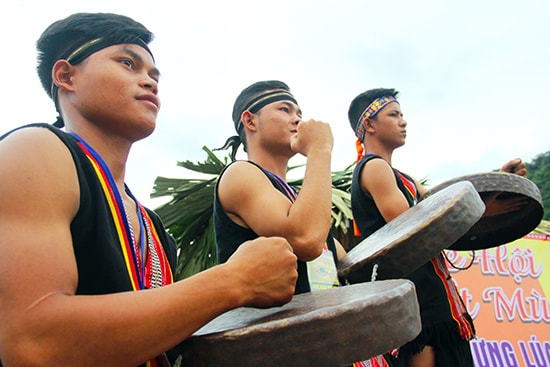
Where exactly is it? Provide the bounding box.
[347,88,527,367]
[0,13,297,367]
[215,80,342,294]
[214,81,392,367]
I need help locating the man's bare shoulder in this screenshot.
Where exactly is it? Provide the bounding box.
[363,156,391,168]
[219,160,268,188]
[361,157,395,181]
[1,125,66,156]
[217,160,285,215]
[0,126,79,216]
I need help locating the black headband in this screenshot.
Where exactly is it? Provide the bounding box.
[51,37,154,127]
[216,89,298,162]
[235,90,298,133]
[65,37,153,65]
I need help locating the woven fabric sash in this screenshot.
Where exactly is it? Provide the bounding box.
[352,355,390,367]
[70,133,173,291]
[432,254,475,341]
[70,134,174,366]
[396,171,418,206]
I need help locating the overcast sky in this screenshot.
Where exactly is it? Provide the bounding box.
[3,0,548,208]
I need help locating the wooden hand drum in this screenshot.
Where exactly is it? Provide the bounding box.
[171,279,421,367]
[338,181,485,283]
[423,172,543,251]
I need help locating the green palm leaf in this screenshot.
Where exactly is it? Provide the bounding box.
[152,147,357,280]
[152,148,549,280]
[152,147,226,280]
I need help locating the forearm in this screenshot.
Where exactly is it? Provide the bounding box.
[288,149,333,259]
[2,265,244,367]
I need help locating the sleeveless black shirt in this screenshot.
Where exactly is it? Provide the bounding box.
[214,161,338,294]
[0,123,177,295]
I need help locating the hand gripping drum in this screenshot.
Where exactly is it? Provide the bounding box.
[423,172,543,251]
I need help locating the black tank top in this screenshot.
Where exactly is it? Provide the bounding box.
[351,154,475,350]
[214,160,338,294]
[351,154,418,238]
[0,123,177,295]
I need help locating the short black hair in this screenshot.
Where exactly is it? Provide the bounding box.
[348,88,399,132]
[36,12,154,99]
[232,80,291,150]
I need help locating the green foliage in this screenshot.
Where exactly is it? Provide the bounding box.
[153,148,550,280]
[151,147,229,280]
[526,151,550,220]
[287,164,357,249]
[152,147,356,280]
[287,164,355,232]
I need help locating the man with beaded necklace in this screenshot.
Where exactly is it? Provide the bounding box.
[0,13,298,367]
[214,80,393,366]
[215,80,342,295]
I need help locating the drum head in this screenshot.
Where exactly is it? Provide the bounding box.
[424,172,543,251]
[172,280,420,367]
[338,181,485,283]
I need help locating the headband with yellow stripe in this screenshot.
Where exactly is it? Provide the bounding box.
[236,90,298,132]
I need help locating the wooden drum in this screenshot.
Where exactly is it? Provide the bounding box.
[338,181,485,283]
[423,172,543,251]
[171,279,421,367]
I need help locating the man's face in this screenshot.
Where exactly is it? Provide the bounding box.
[67,43,161,141]
[256,99,302,149]
[371,102,407,148]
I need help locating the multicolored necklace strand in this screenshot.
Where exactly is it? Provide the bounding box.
[69,133,172,290]
[264,169,297,202]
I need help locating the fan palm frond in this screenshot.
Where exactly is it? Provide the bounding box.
[153,147,550,280]
[153,147,357,279]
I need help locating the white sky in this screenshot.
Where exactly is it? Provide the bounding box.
[2,0,548,208]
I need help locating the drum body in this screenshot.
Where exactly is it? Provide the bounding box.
[424,172,543,250]
[172,279,420,367]
[338,181,485,283]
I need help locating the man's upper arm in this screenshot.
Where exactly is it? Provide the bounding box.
[217,161,296,238]
[0,128,79,327]
[413,177,428,197]
[360,159,411,222]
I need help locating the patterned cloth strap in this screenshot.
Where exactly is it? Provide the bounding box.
[352,354,391,367]
[431,254,475,340]
[70,134,174,366]
[354,96,398,162]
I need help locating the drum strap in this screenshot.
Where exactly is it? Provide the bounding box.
[351,354,391,366]
[431,254,476,340]
[71,133,173,367]
[396,172,417,205]
[69,133,174,367]
[70,133,174,291]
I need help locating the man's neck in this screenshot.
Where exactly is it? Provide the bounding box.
[248,152,289,181]
[363,141,394,165]
[67,126,131,190]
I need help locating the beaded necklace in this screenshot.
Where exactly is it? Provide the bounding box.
[70,133,172,290]
[264,169,297,202]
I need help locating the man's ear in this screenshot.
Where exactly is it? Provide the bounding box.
[241,110,258,132]
[364,117,376,133]
[51,60,75,93]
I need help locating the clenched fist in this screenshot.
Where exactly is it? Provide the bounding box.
[226,236,298,308]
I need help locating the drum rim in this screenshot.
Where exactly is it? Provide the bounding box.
[338,181,485,281]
